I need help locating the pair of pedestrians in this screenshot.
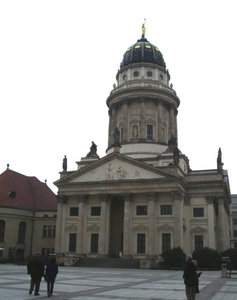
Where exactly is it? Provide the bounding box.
[27,254,58,297]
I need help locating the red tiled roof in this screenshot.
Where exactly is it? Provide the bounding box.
[0,169,57,211]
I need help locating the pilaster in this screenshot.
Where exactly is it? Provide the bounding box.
[76,194,87,254]
[55,195,67,253]
[171,191,183,248]
[146,192,157,257]
[98,194,109,256]
[122,193,132,257]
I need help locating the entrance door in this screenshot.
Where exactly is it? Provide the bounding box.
[109,197,124,257]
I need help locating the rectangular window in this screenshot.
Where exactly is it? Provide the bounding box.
[70,207,79,216]
[136,206,147,215]
[137,233,146,253]
[120,127,123,141]
[193,208,204,217]
[91,207,101,216]
[53,225,56,238]
[233,218,237,225]
[234,242,237,250]
[91,233,99,252]
[162,233,171,253]
[43,225,55,238]
[43,225,47,237]
[69,233,77,252]
[233,230,237,237]
[147,125,153,140]
[48,225,52,238]
[41,248,46,257]
[161,205,172,215]
[194,235,203,249]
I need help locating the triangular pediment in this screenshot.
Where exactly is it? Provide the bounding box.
[190,226,207,234]
[55,152,177,185]
[65,224,77,231]
[132,224,148,232]
[157,223,174,232]
[87,224,100,232]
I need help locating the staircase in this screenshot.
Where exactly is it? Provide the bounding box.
[74,257,141,269]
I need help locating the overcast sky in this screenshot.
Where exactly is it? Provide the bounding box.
[1,1,236,194]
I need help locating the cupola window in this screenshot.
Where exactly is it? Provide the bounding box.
[147,71,153,77]
[133,71,139,77]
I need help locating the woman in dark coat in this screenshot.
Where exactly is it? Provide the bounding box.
[45,257,58,297]
[183,255,198,300]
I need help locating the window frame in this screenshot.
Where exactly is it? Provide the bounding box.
[90,233,99,253]
[136,205,147,216]
[137,233,146,254]
[91,207,101,216]
[69,233,77,252]
[193,207,204,217]
[160,205,172,215]
[147,124,153,140]
[70,207,79,216]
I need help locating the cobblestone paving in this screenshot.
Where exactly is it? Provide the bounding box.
[0,264,236,300]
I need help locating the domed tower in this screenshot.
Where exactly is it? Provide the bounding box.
[106,24,180,159]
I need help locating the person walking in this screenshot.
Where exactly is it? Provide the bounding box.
[27,253,45,296]
[44,257,58,297]
[183,255,198,300]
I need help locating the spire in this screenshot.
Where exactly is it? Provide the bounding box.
[142,18,146,38]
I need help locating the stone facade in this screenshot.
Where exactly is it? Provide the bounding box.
[54,27,231,265]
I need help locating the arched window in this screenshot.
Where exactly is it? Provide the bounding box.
[0,220,6,243]
[18,222,26,244]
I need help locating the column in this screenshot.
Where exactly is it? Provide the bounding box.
[108,109,112,147]
[158,101,163,142]
[76,194,86,254]
[109,106,117,146]
[140,98,146,139]
[55,195,67,253]
[122,193,132,257]
[169,105,175,137]
[123,101,128,141]
[174,109,178,140]
[147,192,157,257]
[99,194,109,256]
[172,191,183,248]
[206,196,215,249]
[217,196,226,252]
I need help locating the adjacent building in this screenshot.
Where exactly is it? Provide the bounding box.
[229,194,237,249]
[53,25,231,265]
[0,167,57,260]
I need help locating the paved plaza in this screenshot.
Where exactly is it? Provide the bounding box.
[0,264,237,300]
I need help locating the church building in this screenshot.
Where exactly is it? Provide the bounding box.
[54,25,231,266]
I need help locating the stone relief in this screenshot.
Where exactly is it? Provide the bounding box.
[105,162,140,180]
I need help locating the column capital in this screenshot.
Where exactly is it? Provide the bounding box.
[205,196,214,204]
[100,194,110,202]
[171,191,184,200]
[184,196,191,205]
[57,195,68,204]
[146,192,157,201]
[77,194,87,203]
[122,193,133,202]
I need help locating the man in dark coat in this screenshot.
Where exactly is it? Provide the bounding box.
[183,255,198,300]
[27,253,45,296]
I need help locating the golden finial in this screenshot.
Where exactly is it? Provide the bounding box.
[142,18,146,38]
